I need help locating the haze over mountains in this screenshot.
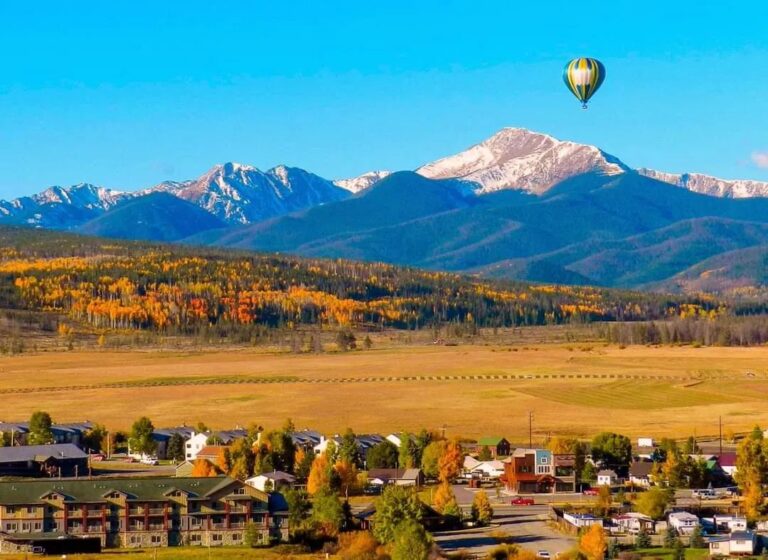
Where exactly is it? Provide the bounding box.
[4,127,768,293]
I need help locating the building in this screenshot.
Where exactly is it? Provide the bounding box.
[184,433,210,462]
[290,430,325,453]
[709,531,757,556]
[367,469,424,487]
[0,422,94,449]
[563,512,603,529]
[597,469,618,486]
[504,449,575,493]
[668,511,700,535]
[629,461,653,487]
[0,444,88,478]
[0,476,287,550]
[476,437,511,458]
[463,457,505,480]
[613,512,655,534]
[718,453,737,477]
[313,434,385,465]
[246,472,297,492]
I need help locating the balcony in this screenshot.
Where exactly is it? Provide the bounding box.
[148,508,165,515]
[210,523,227,529]
[86,509,104,517]
[229,505,247,513]
[128,508,144,516]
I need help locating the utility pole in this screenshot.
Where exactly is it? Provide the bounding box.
[528,411,533,449]
[719,416,723,456]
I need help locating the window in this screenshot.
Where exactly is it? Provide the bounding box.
[6,523,17,532]
[130,535,141,544]
[6,507,15,514]
[540,457,548,464]
[151,535,162,544]
[26,506,35,514]
[22,523,30,532]
[234,487,246,495]
[212,533,223,542]
[232,533,241,541]
[190,534,202,543]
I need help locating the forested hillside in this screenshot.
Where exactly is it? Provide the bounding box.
[0,227,718,339]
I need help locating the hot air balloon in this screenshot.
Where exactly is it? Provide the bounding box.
[563,58,606,109]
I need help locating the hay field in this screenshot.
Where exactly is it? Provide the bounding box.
[1,343,767,439]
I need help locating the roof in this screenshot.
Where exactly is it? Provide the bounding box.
[718,452,737,467]
[597,469,617,476]
[630,461,654,477]
[669,511,699,520]
[216,429,248,444]
[730,531,755,541]
[0,444,87,464]
[196,445,227,458]
[478,437,507,446]
[0,476,267,506]
[367,468,421,482]
[249,471,296,483]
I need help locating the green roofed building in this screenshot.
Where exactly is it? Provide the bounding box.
[476,437,511,458]
[0,476,287,552]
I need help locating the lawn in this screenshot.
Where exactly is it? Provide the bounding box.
[1,343,768,439]
[634,547,710,560]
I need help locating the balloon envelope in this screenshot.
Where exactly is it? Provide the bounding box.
[563,58,606,107]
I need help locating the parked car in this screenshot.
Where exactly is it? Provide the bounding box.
[583,488,600,496]
[692,489,716,500]
[511,497,535,505]
[537,551,551,559]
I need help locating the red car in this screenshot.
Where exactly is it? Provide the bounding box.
[511,497,535,505]
[583,488,600,496]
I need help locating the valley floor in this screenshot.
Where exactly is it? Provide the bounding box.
[1,342,767,439]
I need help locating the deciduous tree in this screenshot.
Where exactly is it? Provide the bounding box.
[28,411,54,445]
[128,416,156,458]
[471,490,493,525]
[391,519,431,560]
[372,485,423,543]
[580,523,607,560]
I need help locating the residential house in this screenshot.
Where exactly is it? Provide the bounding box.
[367,469,424,487]
[0,476,287,550]
[246,472,297,492]
[709,531,757,556]
[597,469,618,486]
[668,511,700,535]
[385,434,408,448]
[504,449,574,493]
[0,444,88,478]
[702,515,747,533]
[216,429,248,445]
[635,438,656,460]
[0,421,94,449]
[195,446,227,465]
[149,427,197,461]
[463,458,505,480]
[290,430,324,453]
[185,433,210,462]
[476,437,511,458]
[313,434,385,465]
[564,512,603,529]
[629,461,654,488]
[613,512,655,534]
[718,453,737,478]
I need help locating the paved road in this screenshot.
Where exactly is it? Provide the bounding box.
[433,488,576,557]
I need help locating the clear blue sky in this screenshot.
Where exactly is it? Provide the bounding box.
[2,1,768,198]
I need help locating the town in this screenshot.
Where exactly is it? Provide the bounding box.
[0,413,764,559]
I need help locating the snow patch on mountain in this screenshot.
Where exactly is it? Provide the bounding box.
[638,168,768,198]
[417,128,629,195]
[334,171,392,193]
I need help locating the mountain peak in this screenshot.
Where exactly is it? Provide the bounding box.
[417,127,629,194]
[638,168,768,198]
[334,170,392,193]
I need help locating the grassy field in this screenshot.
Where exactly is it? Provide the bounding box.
[1,342,768,439]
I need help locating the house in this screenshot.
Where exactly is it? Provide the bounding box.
[195,446,227,464]
[313,434,385,465]
[246,471,297,492]
[635,438,656,460]
[702,515,747,533]
[564,512,603,529]
[385,434,408,448]
[148,427,197,461]
[0,476,287,550]
[367,468,424,487]
[185,433,210,461]
[629,461,654,487]
[709,531,757,556]
[0,444,88,478]
[476,437,511,458]
[504,449,574,493]
[464,459,505,480]
[613,512,655,534]
[215,429,248,445]
[0,421,94,448]
[668,511,700,535]
[597,469,618,486]
[290,430,325,452]
[718,453,737,477]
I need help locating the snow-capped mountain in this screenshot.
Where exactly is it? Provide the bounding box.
[416,127,629,195]
[150,162,350,224]
[334,170,392,193]
[637,168,768,198]
[0,183,130,228]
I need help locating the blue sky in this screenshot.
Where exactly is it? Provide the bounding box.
[2,1,768,198]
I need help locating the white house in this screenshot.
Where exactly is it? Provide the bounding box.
[466,460,505,479]
[184,432,209,461]
[597,469,618,486]
[564,512,603,529]
[612,512,655,534]
[629,461,653,488]
[703,516,748,533]
[709,531,757,556]
[637,437,655,448]
[668,511,700,535]
[386,434,407,448]
[246,471,297,492]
